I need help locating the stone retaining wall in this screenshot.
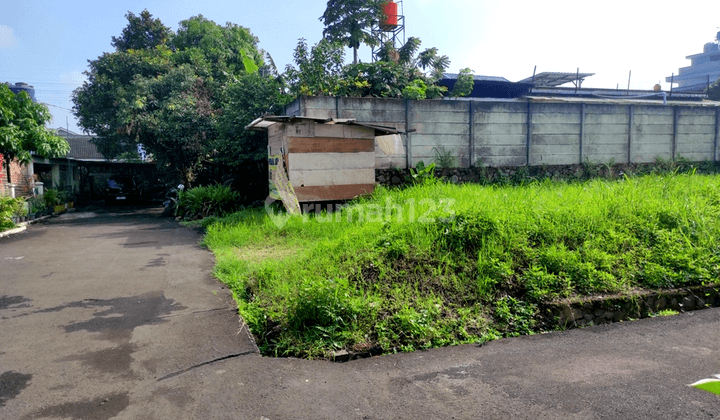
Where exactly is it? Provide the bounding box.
[544,284,720,328]
[375,161,720,188]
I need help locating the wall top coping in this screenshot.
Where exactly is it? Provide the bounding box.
[289,95,720,109]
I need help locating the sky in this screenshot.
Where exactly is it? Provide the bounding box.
[1,0,719,134]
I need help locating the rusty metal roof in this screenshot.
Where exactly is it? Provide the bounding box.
[245,116,404,134]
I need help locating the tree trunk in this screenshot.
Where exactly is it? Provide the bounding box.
[4,158,11,184]
[353,47,358,65]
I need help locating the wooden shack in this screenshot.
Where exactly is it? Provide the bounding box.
[247,116,402,202]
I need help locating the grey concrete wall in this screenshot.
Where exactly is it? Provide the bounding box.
[584,104,630,164]
[474,102,527,167]
[289,96,720,169]
[632,106,674,163]
[337,97,407,169]
[676,107,716,162]
[530,103,581,166]
[409,100,470,167]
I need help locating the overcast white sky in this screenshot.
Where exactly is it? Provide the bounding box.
[1,0,718,133]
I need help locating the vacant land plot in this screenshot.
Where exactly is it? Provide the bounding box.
[204,174,720,358]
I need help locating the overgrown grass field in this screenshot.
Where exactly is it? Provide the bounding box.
[203,174,720,358]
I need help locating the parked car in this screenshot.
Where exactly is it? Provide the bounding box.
[105,175,141,205]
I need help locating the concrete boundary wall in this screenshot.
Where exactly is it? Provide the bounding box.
[287,96,720,169]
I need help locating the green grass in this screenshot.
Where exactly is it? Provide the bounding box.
[203,174,720,359]
[653,309,680,317]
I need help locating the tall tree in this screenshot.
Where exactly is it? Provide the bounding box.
[73,45,175,160]
[216,73,287,165]
[73,11,269,187]
[320,0,382,64]
[283,38,346,97]
[284,34,454,100]
[0,85,69,183]
[111,9,172,51]
[172,15,263,78]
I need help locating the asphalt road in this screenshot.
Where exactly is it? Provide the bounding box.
[1,207,719,419]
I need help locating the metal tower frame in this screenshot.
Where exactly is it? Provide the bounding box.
[371,1,406,62]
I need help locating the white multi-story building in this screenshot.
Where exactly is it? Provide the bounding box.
[666,32,720,92]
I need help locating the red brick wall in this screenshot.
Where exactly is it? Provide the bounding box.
[0,154,6,195]
[0,155,32,196]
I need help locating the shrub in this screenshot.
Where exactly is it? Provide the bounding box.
[0,196,25,230]
[57,190,70,204]
[432,146,457,169]
[401,79,427,100]
[408,161,436,184]
[175,184,240,219]
[43,189,59,207]
[28,196,46,213]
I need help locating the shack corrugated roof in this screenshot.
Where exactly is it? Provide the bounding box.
[245,116,403,134]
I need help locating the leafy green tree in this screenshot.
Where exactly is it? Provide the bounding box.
[111,9,172,51]
[119,65,219,185]
[73,11,270,187]
[401,79,427,100]
[0,84,69,183]
[73,46,175,160]
[341,37,451,99]
[212,73,288,200]
[172,15,263,77]
[283,38,346,97]
[450,68,475,98]
[320,0,382,64]
[216,73,288,166]
[376,37,451,82]
[284,34,454,100]
[341,61,411,97]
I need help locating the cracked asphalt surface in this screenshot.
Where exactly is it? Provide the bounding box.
[1,207,719,419]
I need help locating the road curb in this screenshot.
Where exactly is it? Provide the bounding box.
[0,215,53,238]
[0,224,27,238]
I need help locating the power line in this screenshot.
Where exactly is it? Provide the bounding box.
[41,102,73,112]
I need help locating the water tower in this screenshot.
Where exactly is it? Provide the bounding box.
[6,82,36,101]
[371,1,406,62]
